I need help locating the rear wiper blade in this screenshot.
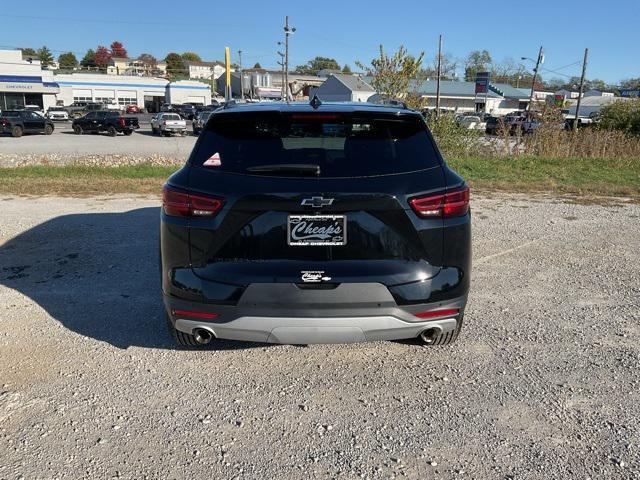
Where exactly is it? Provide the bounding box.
[247,163,321,176]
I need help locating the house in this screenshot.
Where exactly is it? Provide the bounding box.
[411,80,530,115]
[584,89,615,98]
[309,74,375,102]
[185,61,226,81]
[106,57,167,77]
[217,70,325,99]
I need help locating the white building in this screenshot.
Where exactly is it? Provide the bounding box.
[0,49,59,111]
[309,74,375,102]
[185,61,226,80]
[54,73,211,111]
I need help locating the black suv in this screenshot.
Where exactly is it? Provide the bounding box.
[161,102,471,347]
[0,110,54,137]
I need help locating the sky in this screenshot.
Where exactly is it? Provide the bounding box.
[1,0,639,84]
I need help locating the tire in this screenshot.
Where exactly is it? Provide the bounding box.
[107,126,117,137]
[123,130,133,136]
[11,126,23,138]
[166,313,201,347]
[73,125,83,135]
[44,124,53,135]
[423,316,464,346]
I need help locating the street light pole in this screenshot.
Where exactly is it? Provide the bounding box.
[238,50,243,99]
[283,16,296,102]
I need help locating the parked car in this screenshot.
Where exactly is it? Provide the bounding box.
[457,115,487,131]
[151,113,187,136]
[485,116,500,135]
[46,106,69,121]
[161,101,471,347]
[192,111,213,135]
[125,105,140,114]
[24,104,45,116]
[67,102,104,119]
[0,110,54,137]
[72,110,139,136]
[160,103,180,113]
[177,103,198,120]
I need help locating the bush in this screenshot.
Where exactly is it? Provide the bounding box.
[597,98,640,136]
[426,113,486,158]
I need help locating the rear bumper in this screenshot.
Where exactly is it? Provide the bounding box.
[164,283,467,344]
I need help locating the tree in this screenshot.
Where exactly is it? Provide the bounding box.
[20,47,37,57]
[427,52,458,80]
[464,50,492,81]
[110,41,128,58]
[94,46,111,68]
[138,53,157,66]
[81,49,96,68]
[253,62,262,69]
[621,78,640,90]
[181,52,202,62]
[295,56,341,75]
[165,52,187,78]
[356,45,425,108]
[58,52,78,70]
[342,64,352,74]
[36,46,54,67]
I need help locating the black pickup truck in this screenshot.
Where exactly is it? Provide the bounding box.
[0,110,54,137]
[72,111,139,136]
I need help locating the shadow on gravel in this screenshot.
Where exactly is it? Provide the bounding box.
[0,207,263,351]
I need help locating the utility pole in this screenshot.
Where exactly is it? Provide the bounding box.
[527,46,544,114]
[435,34,442,115]
[238,50,243,99]
[283,16,296,102]
[276,49,285,100]
[573,48,589,132]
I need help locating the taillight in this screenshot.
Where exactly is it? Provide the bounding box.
[415,308,459,319]
[162,186,223,217]
[409,186,470,218]
[118,117,125,127]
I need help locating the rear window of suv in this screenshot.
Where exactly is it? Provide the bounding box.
[192,111,441,177]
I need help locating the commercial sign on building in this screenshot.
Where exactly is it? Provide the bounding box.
[620,89,640,98]
[475,72,490,94]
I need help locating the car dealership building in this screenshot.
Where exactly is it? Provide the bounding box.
[0,49,212,112]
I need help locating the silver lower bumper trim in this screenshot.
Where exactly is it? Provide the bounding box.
[174,315,458,344]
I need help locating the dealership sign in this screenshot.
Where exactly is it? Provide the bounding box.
[0,82,59,94]
[620,89,640,97]
[475,72,490,94]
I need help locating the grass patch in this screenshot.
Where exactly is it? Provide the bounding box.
[0,157,638,198]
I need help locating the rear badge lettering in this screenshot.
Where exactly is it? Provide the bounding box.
[301,271,332,283]
[203,152,221,167]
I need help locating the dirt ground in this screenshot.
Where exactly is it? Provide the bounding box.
[0,193,638,479]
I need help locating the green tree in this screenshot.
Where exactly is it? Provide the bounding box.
[356,45,425,108]
[253,62,262,69]
[36,46,54,67]
[58,52,78,70]
[464,50,492,81]
[20,47,37,57]
[621,78,640,90]
[342,64,352,74]
[81,49,96,68]
[295,56,341,75]
[181,52,202,62]
[165,53,187,78]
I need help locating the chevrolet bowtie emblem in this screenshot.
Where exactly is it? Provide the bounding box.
[301,196,334,208]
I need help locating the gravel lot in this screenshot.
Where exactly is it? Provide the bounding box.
[0,193,639,479]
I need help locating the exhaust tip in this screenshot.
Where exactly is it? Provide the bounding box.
[419,327,442,345]
[193,328,214,345]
